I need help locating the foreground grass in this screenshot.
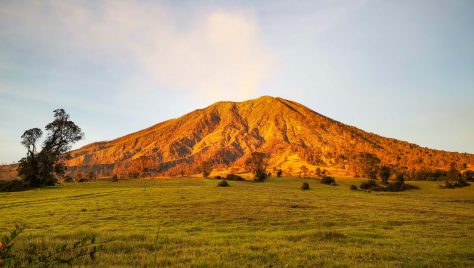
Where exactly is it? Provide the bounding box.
[1,177,473,267]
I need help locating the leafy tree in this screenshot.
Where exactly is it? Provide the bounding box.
[18,109,83,187]
[86,171,96,181]
[447,162,459,181]
[379,165,392,184]
[354,152,380,180]
[201,161,213,178]
[245,152,269,181]
[300,165,309,177]
[315,167,322,176]
[276,169,283,177]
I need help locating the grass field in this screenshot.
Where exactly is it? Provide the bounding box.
[1,177,473,267]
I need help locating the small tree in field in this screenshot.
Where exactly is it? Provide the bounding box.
[277,169,283,177]
[201,161,213,178]
[300,165,309,178]
[18,109,83,187]
[245,152,269,182]
[354,152,380,180]
[379,165,392,184]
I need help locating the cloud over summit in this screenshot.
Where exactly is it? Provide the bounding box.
[1,0,276,101]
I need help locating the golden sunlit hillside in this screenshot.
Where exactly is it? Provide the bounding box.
[65,96,474,178]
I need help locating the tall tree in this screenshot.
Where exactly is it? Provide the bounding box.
[379,165,392,184]
[245,152,269,181]
[354,152,381,180]
[18,109,83,187]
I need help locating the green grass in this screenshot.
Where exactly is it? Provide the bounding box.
[1,177,473,267]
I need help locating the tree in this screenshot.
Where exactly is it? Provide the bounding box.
[379,165,392,184]
[18,109,83,187]
[447,162,459,181]
[245,152,269,181]
[354,152,380,180]
[276,169,283,177]
[300,165,309,177]
[315,167,322,177]
[201,161,213,178]
[87,171,97,181]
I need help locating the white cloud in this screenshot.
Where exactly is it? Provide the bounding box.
[0,0,276,102]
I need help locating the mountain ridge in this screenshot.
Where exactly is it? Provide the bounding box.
[65,96,473,177]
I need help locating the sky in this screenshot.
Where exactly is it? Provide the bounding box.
[1,0,473,163]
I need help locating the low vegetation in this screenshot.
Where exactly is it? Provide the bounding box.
[217,180,229,187]
[1,177,473,267]
[320,176,337,186]
[301,182,310,190]
[0,225,107,267]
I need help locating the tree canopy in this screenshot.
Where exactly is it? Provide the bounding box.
[18,109,83,187]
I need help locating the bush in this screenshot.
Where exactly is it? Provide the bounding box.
[301,182,310,190]
[350,185,358,190]
[321,176,336,186]
[277,169,283,177]
[385,181,404,192]
[214,176,222,180]
[111,174,119,182]
[64,176,74,182]
[226,174,245,181]
[439,179,470,189]
[359,179,377,190]
[0,180,26,192]
[217,180,229,187]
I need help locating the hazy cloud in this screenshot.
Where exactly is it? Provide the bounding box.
[0,0,276,102]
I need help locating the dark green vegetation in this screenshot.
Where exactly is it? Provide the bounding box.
[16,109,82,190]
[1,177,473,267]
[320,176,337,186]
[301,182,310,190]
[217,180,230,187]
[245,152,270,181]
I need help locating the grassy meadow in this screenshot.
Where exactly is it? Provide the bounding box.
[1,177,473,267]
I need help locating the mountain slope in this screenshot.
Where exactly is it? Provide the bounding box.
[67,96,474,177]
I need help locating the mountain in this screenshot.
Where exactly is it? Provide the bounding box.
[66,96,473,177]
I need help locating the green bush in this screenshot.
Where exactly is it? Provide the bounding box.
[350,185,358,190]
[301,182,310,190]
[359,179,377,190]
[321,176,336,185]
[439,179,470,189]
[226,174,245,181]
[217,180,230,187]
[0,180,26,192]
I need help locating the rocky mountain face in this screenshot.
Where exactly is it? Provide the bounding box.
[66,96,473,177]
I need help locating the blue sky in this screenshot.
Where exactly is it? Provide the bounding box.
[1,0,473,163]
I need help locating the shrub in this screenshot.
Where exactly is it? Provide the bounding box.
[111,174,119,182]
[277,169,283,177]
[359,179,377,190]
[350,185,358,190]
[385,181,404,192]
[225,174,245,181]
[0,180,25,192]
[439,179,470,189]
[463,170,474,181]
[64,176,74,182]
[301,182,310,190]
[321,176,336,186]
[217,180,229,187]
[214,176,222,180]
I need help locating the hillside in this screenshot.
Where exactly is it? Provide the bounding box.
[64,96,473,177]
